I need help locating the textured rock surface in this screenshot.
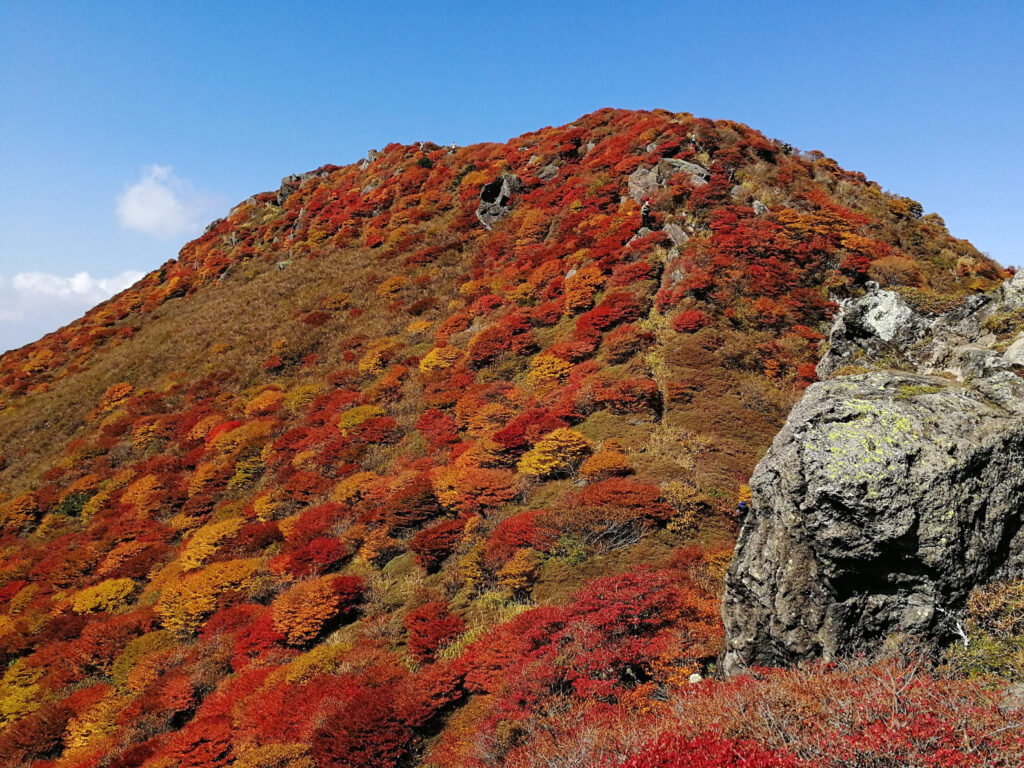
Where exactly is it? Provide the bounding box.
[627,158,709,202]
[476,174,522,228]
[818,276,1024,380]
[724,274,1024,674]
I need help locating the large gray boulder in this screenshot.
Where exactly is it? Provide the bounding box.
[722,370,1024,674]
[724,273,1024,674]
[476,174,522,229]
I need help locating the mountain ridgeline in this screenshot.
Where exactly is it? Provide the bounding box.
[0,109,1019,768]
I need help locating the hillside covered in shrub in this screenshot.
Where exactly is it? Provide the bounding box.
[0,108,1020,767]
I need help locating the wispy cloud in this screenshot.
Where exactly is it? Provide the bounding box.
[115,165,222,238]
[0,270,144,353]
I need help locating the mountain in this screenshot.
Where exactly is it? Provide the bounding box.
[0,108,1019,767]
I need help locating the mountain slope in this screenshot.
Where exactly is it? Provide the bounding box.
[0,108,1014,767]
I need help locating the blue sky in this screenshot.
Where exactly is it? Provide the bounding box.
[1,1,1021,352]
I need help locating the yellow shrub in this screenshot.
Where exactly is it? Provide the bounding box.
[456,539,486,594]
[8,583,38,615]
[208,419,273,454]
[357,528,401,565]
[156,558,263,636]
[253,491,281,521]
[497,548,542,598]
[272,576,349,646]
[331,471,383,504]
[283,642,352,685]
[64,692,127,755]
[579,449,633,480]
[358,338,400,375]
[81,488,111,521]
[284,381,327,412]
[112,630,177,691]
[132,419,162,452]
[322,292,351,310]
[337,404,385,433]
[188,457,230,497]
[96,381,134,414]
[0,659,45,727]
[234,744,315,768]
[564,264,604,312]
[527,353,572,387]
[376,275,409,299]
[180,516,244,570]
[517,428,591,477]
[186,413,225,443]
[121,473,164,515]
[419,346,463,374]
[245,388,285,416]
[228,454,264,491]
[406,319,432,334]
[72,578,136,614]
[97,541,148,577]
[663,481,713,534]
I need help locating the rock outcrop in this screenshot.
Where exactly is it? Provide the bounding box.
[723,273,1024,674]
[627,157,709,202]
[476,174,522,229]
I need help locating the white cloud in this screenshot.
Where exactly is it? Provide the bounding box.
[0,269,144,353]
[115,165,221,238]
[12,270,142,301]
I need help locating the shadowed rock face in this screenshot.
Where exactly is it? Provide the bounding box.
[723,274,1024,674]
[476,174,522,229]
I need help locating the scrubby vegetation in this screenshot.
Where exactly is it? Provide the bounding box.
[0,108,1017,766]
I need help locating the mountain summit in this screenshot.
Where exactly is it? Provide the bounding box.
[0,109,1018,767]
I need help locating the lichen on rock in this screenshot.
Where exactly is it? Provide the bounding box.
[723,273,1024,674]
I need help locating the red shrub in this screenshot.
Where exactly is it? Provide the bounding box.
[673,308,712,332]
[405,602,465,663]
[484,510,556,568]
[312,685,411,768]
[596,377,662,414]
[415,408,460,450]
[409,517,467,572]
[616,732,799,768]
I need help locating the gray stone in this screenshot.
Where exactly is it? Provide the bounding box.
[664,222,689,246]
[537,163,559,182]
[818,275,1024,382]
[476,174,523,229]
[275,174,305,205]
[752,200,769,216]
[627,158,709,203]
[722,369,1024,674]
[724,273,1024,675]
[1000,683,1024,713]
[1004,333,1024,368]
[816,284,926,379]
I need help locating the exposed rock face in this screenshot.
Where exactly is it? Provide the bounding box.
[723,274,1024,674]
[476,174,522,229]
[627,158,709,202]
[818,277,1024,381]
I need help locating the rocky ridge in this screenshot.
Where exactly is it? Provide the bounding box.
[723,272,1024,673]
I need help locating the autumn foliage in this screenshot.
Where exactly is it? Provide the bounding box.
[0,108,1010,767]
